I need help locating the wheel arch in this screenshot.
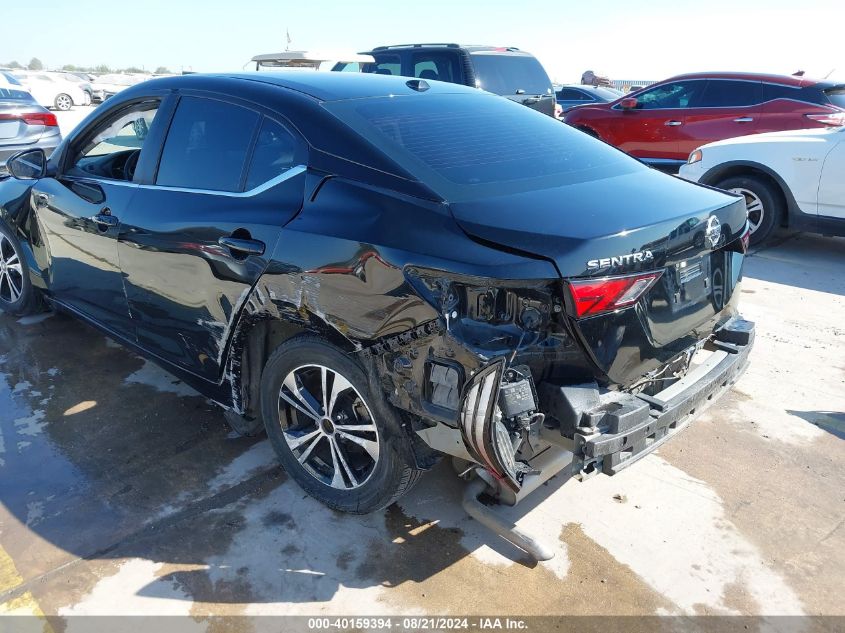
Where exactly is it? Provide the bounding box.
[223,282,360,419]
[699,160,799,228]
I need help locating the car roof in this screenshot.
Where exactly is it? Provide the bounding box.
[144,71,484,102]
[662,71,820,87]
[364,43,533,57]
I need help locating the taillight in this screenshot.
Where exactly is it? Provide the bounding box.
[22,112,58,127]
[567,271,663,318]
[805,112,845,126]
[0,112,58,126]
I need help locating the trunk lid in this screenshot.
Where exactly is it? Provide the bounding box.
[448,170,749,386]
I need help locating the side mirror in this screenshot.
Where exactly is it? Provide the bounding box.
[132,118,149,141]
[619,97,638,111]
[7,149,47,180]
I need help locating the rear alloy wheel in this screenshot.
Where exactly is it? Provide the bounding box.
[715,175,783,247]
[54,93,73,111]
[0,223,41,316]
[280,364,380,490]
[260,337,421,513]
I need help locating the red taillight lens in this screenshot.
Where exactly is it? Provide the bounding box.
[805,112,845,126]
[567,271,663,318]
[0,112,58,126]
[22,112,58,127]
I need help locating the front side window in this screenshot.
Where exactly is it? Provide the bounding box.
[66,101,160,181]
[156,96,259,192]
[697,80,762,107]
[634,81,705,110]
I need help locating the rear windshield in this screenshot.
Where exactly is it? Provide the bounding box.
[0,88,34,102]
[323,93,642,201]
[471,54,552,96]
[825,87,845,109]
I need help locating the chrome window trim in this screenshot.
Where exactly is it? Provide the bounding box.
[144,164,306,197]
[62,165,307,196]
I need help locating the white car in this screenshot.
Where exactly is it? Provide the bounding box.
[679,123,845,245]
[11,71,89,110]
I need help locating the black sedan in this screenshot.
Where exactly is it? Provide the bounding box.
[0,73,753,537]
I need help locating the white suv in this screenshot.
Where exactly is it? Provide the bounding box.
[679,123,845,245]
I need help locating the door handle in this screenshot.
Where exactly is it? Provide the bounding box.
[733,117,754,123]
[665,120,683,126]
[218,236,265,256]
[92,207,119,228]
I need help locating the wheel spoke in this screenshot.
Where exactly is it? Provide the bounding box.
[295,433,324,464]
[330,436,358,488]
[285,427,321,450]
[6,274,20,302]
[334,423,378,434]
[5,252,18,266]
[327,437,348,488]
[321,366,329,417]
[280,371,322,420]
[327,372,353,418]
[336,429,380,461]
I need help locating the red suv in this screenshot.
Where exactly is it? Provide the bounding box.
[563,72,845,169]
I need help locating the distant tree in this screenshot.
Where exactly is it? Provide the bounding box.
[154,66,171,75]
[62,64,78,71]
[94,64,111,74]
[7,60,23,69]
[123,66,144,74]
[27,57,43,70]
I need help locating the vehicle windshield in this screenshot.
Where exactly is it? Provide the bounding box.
[470,54,552,96]
[0,88,34,102]
[825,87,845,109]
[324,93,643,201]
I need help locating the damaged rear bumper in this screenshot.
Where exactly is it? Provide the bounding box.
[572,317,754,476]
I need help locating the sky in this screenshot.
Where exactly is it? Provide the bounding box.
[2,0,843,83]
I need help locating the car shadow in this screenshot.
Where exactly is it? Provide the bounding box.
[0,309,570,609]
[744,233,845,297]
[786,410,845,440]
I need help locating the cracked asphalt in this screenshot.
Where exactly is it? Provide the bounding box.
[0,221,843,624]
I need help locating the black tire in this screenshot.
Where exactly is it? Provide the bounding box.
[260,336,421,514]
[714,175,783,247]
[0,221,41,316]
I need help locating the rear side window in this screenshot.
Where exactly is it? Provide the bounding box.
[411,52,461,84]
[244,118,304,190]
[762,83,804,103]
[156,96,259,192]
[698,80,762,107]
[470,54,552,96]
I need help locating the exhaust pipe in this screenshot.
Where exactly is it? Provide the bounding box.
[462,476,556,562]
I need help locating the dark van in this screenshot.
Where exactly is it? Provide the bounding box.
[352,43,556,117]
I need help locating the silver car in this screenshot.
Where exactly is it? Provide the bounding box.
[0,74,62,174]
